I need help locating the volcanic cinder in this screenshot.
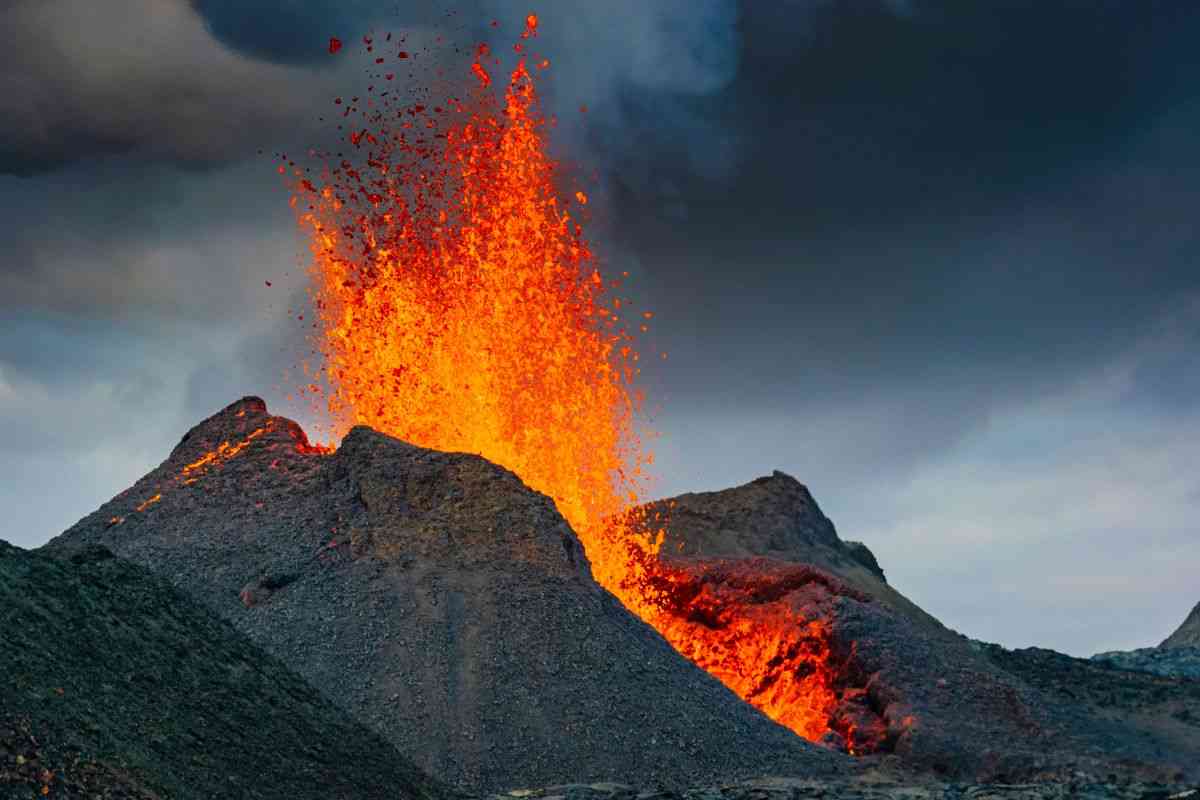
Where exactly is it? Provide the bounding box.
[45,397,842,793]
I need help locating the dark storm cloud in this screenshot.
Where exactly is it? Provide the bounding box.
[0,0,356,176]
[191,0,751,187]
[613,1,1200,415]
[191,0,401,64]
[0,161,302,317]
[1,0,755,184]
[627,1,1200,223]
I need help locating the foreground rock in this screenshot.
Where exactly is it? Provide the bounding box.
[45,398,840,794]
[642,473,1200,782]
[0,540,444,800]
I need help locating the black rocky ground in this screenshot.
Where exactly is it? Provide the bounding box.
[44,398,842,794]
[0,539,446,800]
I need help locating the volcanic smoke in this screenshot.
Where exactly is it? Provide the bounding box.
[286,16,839,745]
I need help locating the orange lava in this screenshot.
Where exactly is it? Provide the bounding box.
[183,425,270,475]
[291,17,839,744]
[134,494,161,513]
[131,422,290,516]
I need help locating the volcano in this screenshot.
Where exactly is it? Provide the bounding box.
[45,397,841,793]
[44,397,1200,788]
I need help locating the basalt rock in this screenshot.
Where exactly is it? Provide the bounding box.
[44,397,842,794]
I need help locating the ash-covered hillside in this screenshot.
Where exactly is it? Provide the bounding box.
[0,540,446,800]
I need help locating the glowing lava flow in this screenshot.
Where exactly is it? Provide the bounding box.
[121,422,290,523]
[291,17,838,744]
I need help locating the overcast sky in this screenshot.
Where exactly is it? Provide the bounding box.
[1,0,1197,656]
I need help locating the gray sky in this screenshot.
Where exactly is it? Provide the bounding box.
[1,0,1197,656]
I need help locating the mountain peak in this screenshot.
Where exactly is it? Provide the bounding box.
[1162,601,1200,649]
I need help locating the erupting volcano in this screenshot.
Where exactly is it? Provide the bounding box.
[287,16,840,744]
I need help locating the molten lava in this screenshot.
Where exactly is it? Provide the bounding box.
[291,17,840,746]
[126,421,297,520]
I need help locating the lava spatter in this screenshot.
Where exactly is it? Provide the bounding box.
[290,15,840,744]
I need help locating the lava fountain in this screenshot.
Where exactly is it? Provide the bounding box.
[288,16,839,745]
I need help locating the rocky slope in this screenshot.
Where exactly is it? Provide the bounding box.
[642,472,946,633]
[0,539,445,800]
[1163,603,1200,649]
[44,397,841,794]
[1090,602,1200,678]
[642,473,1200,782]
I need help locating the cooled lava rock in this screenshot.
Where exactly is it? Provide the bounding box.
[44,397,842,794]
[641,472,1200,782]
[0,539,445,800]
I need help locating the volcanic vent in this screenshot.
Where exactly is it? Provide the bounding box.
[47,397,843,792]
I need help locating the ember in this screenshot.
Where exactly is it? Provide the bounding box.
[292,16,839,744]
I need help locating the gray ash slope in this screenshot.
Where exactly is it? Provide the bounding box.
[1163,602,1200,649]
[643,472,1200,782]
[0,539,445,800]
[44,397,842,793]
